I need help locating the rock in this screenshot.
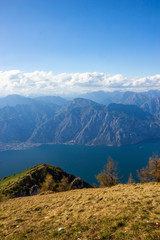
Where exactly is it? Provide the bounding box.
[58,227,64,232]
[30,184,39,195]
[70,177,92,189]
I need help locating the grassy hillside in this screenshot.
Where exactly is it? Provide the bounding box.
[0,183,160,239]
[0,164,84,198]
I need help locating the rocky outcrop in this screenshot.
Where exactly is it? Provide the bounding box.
[30,185,40,195]
[70,177,92,189]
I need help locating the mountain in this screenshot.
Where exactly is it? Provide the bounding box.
[0,94,67,108]
[79,90,160,106]
[145,90,160,98]
[117,91,149,106]
[0,163,91,198]
[141,97,160,119]
[0,97,160,148]
[34,96,67,105]
[29,98,106,144]
[79,91,120,104]
[30,99,160,146]
[0,94,34,108]
[0,94,67,109]
[101,91,149,106]
[0,102,59,143]
[0,91,158,109]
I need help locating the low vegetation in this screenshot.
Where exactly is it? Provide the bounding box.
[0,163,91,199]
[0,155,160,239]
[0,164,75,198]
[0,183,160,239]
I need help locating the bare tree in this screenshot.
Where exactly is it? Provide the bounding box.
[96,157,119,187]
[137,154,160,183]
[127,172,135,184]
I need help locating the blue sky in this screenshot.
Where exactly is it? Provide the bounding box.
[0,0,159,95]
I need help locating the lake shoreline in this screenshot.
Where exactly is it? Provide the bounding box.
[1,137,160,152]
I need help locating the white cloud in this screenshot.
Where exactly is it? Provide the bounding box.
[0,70,160,97]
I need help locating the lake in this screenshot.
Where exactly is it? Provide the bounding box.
[0,141,160,185]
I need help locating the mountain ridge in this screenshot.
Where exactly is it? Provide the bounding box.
[0,93,160,149]
[29,100,160,146]
[0,163,91,198]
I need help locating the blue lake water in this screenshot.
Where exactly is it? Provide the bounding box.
[0,142,160,185]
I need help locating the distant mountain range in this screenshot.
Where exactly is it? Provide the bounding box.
[0,91,160,149]
[0,94,67,109]
[1,90,160,108]
[79,90,160,105]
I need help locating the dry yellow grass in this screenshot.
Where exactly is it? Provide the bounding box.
[0,183,160,240]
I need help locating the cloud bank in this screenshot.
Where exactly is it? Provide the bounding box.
[0,70,160,96]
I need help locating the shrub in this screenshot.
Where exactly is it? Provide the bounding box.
[41,173,56,191]
[57,176,70,192]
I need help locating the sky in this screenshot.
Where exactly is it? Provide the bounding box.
[0,0,160,96]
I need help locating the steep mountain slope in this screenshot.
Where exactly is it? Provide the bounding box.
[145,90,160,98]
[98,104,159,145]
[0,164,91,198]
[30,99,160,146]
[0,97,160,147]
[141,97,160,119]
[29,98,106,144]
[0,103,59,143]
[118,91,149,106]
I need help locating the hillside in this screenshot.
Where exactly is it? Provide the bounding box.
[0,164,91,198]
[0,95,160,149]
[30,100,160,146]
[0,183,160,239]
[0,103,59,143]
[142,97,160,119]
